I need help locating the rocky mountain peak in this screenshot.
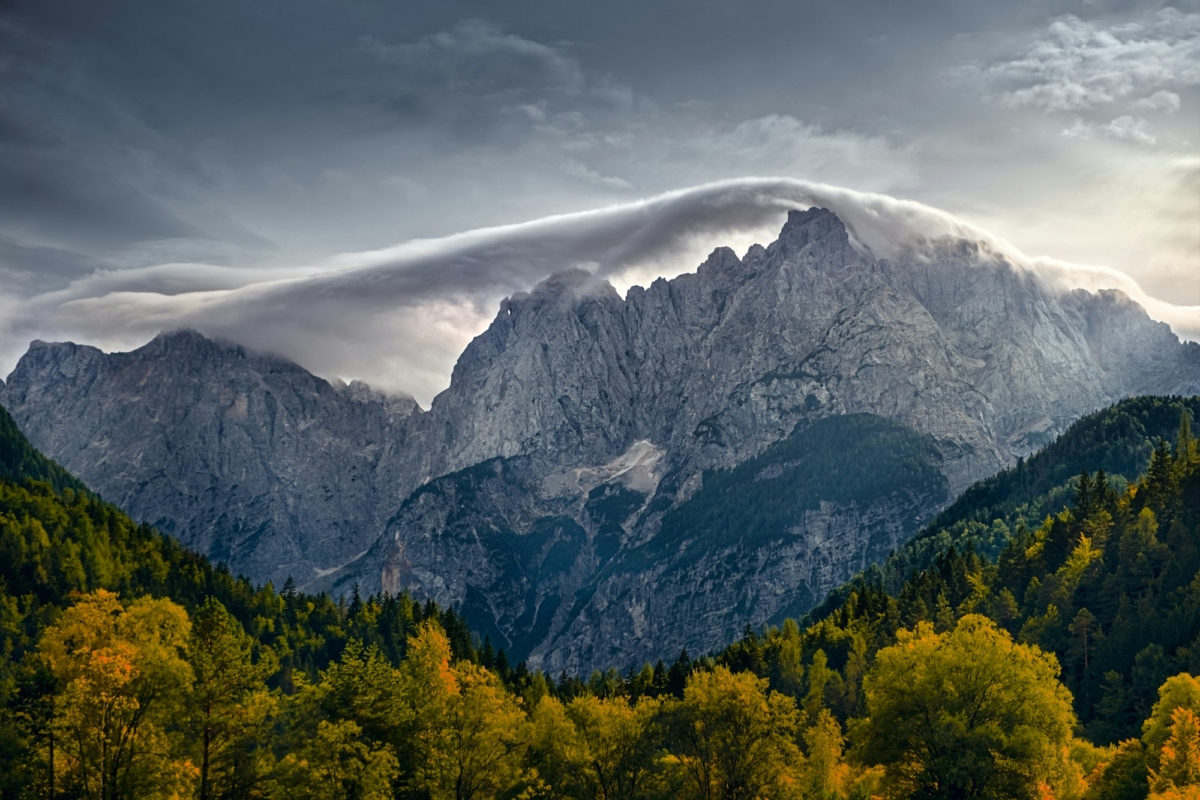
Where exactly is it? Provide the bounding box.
[530,268,620,302]
[4,340,109,390]
[134,328,248,368]
[695,245,743,277]
[778,206,851,250]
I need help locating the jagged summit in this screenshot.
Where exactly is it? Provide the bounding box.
[779,206,850,246]
[499,269,622,320]
[0,329,421,585]
[154,327,215,346]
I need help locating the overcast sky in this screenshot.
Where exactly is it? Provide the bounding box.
[1,0,1198,403]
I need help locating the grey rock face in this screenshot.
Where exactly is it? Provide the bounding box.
[357,413,949,672]
[4,208,1199,670]
[0,331,421,586]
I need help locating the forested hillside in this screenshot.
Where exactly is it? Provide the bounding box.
[3,396,1200,799]
[0,402,477,798]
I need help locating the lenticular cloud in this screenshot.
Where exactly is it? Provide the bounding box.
[2,177,1197,406]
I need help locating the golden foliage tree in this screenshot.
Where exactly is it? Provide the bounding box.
[803,709,850,800]
[1152,708,1200,795]
[441,661,528,800]
[1145,675,1200,771]
[266,719,398,800]
[671,665,803,800]
[525,695,587,797]
[565,693,663,800]
[855,614,1076,800]
[40,590,196,800]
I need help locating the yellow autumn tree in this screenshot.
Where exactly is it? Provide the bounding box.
[40,590,196,800]
[671,665,803,800]
[803,708,850,800]
[1145,675,1200,771]
[1152,708,1200,795]
[566,693,664,800]
[266,718,398,800]
[401,621,459,794]
[524,695,587,797]
[1152,788,1200,800]
[855,614,1076,800]
[401,622,528,800]
[441,661,528,800]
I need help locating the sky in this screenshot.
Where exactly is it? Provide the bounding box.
[1,0,1198,404]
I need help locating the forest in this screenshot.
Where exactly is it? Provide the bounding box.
[2,396,1200,800]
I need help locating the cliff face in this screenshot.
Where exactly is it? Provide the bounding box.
[0,331,422,586]
[5,208,1199,670]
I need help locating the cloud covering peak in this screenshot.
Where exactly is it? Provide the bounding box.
[3,178,1197,406]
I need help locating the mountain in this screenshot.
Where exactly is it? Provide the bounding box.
[4,208,1199,671]
[0,331,422,585]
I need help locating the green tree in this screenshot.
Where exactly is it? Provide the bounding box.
[804,649,835,723]
[855,614,1076,800]
[315,639,411,757]
[188,597,275,800]
[1082,739,1147,800]
[1144,675,1200,771]
[775,619,804,697]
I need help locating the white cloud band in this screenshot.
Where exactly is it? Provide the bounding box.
[3,177,1197,405]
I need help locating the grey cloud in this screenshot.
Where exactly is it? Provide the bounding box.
[0,235,107,291]
[562,159,634,190]
[966,9,1200,113]
[1062,114,1157,144]
[1135,89,1182,112]
[346,19,633,135]
[0,16,261,261]
[0,0,1195,361]
[4,178,1196,406]
[357,20,585,97]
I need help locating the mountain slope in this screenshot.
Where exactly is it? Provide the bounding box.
[0,396,476,669]
[715,396,1200,754]
[350,413,948,669]
[0,331,422,586]
[807,395,1200,621]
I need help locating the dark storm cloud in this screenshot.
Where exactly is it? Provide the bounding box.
[0,15,264,264]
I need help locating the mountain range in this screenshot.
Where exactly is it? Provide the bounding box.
[3,207,1198,672]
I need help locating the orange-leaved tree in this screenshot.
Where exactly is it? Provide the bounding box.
[40,589,196,800]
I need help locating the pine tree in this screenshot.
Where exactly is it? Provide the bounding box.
[1074,471,1093,519]
[189,597,274,800]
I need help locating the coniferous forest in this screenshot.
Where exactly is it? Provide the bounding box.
[3,397,1200,800]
